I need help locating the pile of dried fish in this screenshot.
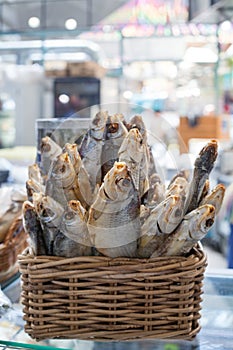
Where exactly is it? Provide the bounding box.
[23,111,225,259]
[0,187,27,243]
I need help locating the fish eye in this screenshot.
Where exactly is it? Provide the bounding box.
[107,123,119,133]
[59,165,66,173]
[206,218,214,227]
[65,212,75,220]
[174,208,182,217]
[122,178,131,186]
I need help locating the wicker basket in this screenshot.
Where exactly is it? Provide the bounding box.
[18,244,207,342]
[0,218,28,283]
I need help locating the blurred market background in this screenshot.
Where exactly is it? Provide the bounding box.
[0,0,233,271]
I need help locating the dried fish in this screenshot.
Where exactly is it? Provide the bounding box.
[28,163,44,185]
[60,200,92,256]
[151,204,215,257]
[184,139,218,213]
[22,201,47,255]
[63,143,93,207]
[26,179,45,202]
[137,195,183,258]
[101,113,128,180]
[0,202,22,243]
[88,162,141,258]
[79,111,108,189]
[198,179,210,205]
[118,128,144,192]
[128,115,148,145]
[40,136,62,175]
[142,173,165,208]
[45,152,85,208]
[33,192,64,255]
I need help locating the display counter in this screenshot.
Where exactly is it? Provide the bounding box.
[0,271,233,350]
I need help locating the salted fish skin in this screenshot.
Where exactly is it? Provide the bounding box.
[184,139,218,214]
[101,114,128,180]
[53,231,92,258]
[87,162,141,258]
[22,201,47,255]
[79,111,108,188]
[151,204,216,257]
[60,200,92,255]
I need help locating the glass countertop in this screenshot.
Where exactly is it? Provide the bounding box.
[0,271,233,350]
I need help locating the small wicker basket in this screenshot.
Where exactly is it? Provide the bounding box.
[0,218,28,283]
[18,244,207,342]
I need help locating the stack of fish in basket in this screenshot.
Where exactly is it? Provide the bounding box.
[18,111,225,341]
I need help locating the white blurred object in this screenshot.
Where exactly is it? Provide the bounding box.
[0,287,12,316]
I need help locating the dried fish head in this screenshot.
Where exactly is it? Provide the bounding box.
[40,136,62,174]
[101,113,128,179]
[119,128,144,163]
[48,152,76,188]
[158,195,185,234]
[187,204,215,240]
[33,192,64,228]
[166,177,188,197]
[200,183,225,215]
[103,162,134,202]
[105,114,128,140]
[63,143,82,174]
[185,139,219,213]
[128,115,147,145]
[91,110,108,140]
[28,163,43,185]
[61,200,92,250]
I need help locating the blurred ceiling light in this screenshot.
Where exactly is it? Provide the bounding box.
[123,90,133,100]
[28,16,40,28]
[58,94,70,104]
[219,20,232,31]
[65,18,77,30]
[183,47,218,63]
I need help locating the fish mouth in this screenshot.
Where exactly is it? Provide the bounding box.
[41,208,56,222]
[190,204,215,239]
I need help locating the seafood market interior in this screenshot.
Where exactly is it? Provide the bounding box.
[0,0,233,349]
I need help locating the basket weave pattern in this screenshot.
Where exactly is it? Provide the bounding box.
[19,245,207,341]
